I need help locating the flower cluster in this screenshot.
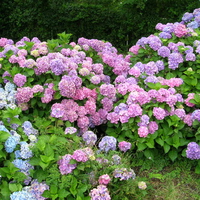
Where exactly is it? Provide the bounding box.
[186,142,200,160]
[113,168,136,181]
[89,185,111,200]
[0,82,16,109]
[118,141,132,152]
[10,179,49,200]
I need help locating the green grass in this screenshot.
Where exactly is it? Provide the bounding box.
[131,156,200,200]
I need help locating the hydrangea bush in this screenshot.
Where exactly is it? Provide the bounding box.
[0,7,200,200]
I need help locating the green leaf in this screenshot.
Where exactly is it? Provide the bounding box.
[144,149,154,160]
[39,161,49,170]
[194,94,200,103]
[0,131,10,142]
[146,138,155,148]
[163,143,170,153]
[191,78,197,86]
[50,185,58,194]
[58,189,70,198]
[1,181,10,198]
[36,139,46,151]
[40,155,54,163]
[156,138,164,146]
[172,134,180,149]
[44,144,54,157]
[9,183,22,192]
[42,190,51,198]
[149,173,163,180]
[70,177,77,196]
[195,165,200,174]
[26,68,35,76]
[168,149,178,162]
[76,196,82,200]
[137,142,147,151]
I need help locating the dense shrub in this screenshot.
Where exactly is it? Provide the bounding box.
[0,6,200,200]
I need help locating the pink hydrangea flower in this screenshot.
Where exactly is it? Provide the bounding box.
[148,121,158,134]
[174,23,188,38]
[185,93,195,107]
[129,45,140,55]
[153,107,166,120]
[13,74,27,87]
[118,141,132,152]
[98,174,111,185]
[72,149,88,162]
[138,126,149,137]
[16,87,33,104]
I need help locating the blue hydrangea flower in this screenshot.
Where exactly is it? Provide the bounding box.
[20,141,33,159]
[4,136,18,153]
[12,159,34,175]
[22,121,38,136]
[4,82,16,93]
[10,190,36,200]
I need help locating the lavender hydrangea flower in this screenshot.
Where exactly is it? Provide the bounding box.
[112,154,121,165]
[138,114,150,126]
[182,12,194,22]
[98,136,117,152]
[113,168,136,181]
[191,109,200,121]
[168,52,184,70]
[65,127,77,134]
[89,185,111,200]
[22,121,38,136]
[159,32,172,39]
[50,58,65,75]
[82,131,97,146]
[157,46,171,58]
[186,142,200,160]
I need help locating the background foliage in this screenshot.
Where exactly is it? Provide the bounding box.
[1,0,200,51]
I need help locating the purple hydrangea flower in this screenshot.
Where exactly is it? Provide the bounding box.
[191,110,200,121]
[157,46,171,58]
[50,58,65,75]
[58,154,77,175]
[159,32,172,39]
[182,12,194,22]
[168,52,184,70]
[138,114,150,126]
[186,142,200,160]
